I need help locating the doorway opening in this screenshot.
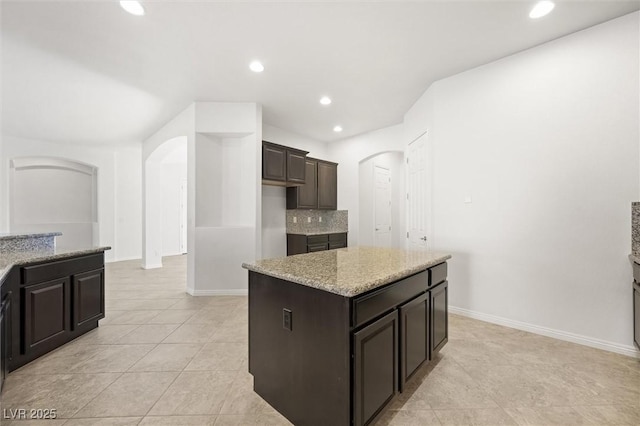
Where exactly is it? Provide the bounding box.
[358,151,404,248]
[143,136,188,286]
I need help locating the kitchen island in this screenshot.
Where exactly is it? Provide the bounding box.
[242,247,451,426]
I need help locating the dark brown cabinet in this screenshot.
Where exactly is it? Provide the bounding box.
[262,141,308,186]
[73,269,105,332]
[353,310,398,426]
[287,158,338,210]
[287,232,347,256]
[0,290,11,393]
[9,253,106,371]
[430,280,448,354]
[248,262,448,426]
[634,280,640,350]
[399,292,429,391]
[317,160,338,209]
[632,262,640,350]
[23,278,70,357]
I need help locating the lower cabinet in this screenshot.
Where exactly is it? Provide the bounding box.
[399,292,429,391]
[10,253,106,371]
[353,310,398,426]
[634,280,640,350]
[430,280,448,354]
[287,232,347,256]
[23,278,70,357]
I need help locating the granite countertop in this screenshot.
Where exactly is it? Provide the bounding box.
[0,232,62,241]
[630,254,640,264]
[0,246,111,283]
[242,246,451,297]
[287,231,348,236]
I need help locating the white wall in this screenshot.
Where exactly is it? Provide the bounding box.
[261,124,328,259]
[358,151,405,248]
[115,144,143,261]
[404,12,640,355]
[161,162,187,256]
[0,135,6,233]
[327,124,405,247]
[1,135,142,262]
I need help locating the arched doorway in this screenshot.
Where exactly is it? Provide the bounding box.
[143,136,187,270]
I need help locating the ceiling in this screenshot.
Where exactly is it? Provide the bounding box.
[2,0,639,145]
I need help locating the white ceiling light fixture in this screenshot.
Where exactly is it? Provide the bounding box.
[333,125,343,133]
[320,96,332,105]
[249,60,264,73]
[120,1,145,16]
[529,1,555,19]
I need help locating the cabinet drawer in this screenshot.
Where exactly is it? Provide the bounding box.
[307,243,328,252]
[429,262,447,287]
[352,271,428,328]
[633,262,640,282]
[329,242,346,250]
[329,233,347,243]
[307,234,329,245]
[21,253,104,285]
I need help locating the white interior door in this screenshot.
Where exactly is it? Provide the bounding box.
[407,132,429,250]
[374,166,392,247]
[179,178,187,254]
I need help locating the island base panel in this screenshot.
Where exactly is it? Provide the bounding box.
[248,271,351,426]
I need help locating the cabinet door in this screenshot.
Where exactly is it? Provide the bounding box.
[297,160,318,209]
[317,160,337,210]
[263,143,287,182]
[430,280,448,354]
[399,293,428,391]
[353,310,398,426]
[72,269,105,331]
[328,233,347,250]
[634,282,640,350]
[286,150,307,184]
[23,278,70,356]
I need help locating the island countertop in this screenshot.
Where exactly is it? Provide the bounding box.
[0,246,111,284]
[242,246,451,297]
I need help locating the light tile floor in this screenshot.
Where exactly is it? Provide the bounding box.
[2,255,639,425]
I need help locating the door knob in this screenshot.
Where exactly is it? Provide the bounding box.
[420,236,427,241]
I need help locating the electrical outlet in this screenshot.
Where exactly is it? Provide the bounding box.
[319,217,322,223]
[293,216,297,223]
[283,309,292,331]
[307,217,311,223]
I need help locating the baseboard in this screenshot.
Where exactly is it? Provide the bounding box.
[141,263,163,270]
[449,306,640,359]
[187,289,248,296]
[105,256,141,264]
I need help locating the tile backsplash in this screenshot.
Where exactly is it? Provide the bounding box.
[286,210,348,235]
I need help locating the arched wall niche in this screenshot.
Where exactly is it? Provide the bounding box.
[10,156,99,249]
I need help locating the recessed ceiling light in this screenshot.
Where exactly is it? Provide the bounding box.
[333,126,343,133]
[120,1,145,16]
[320,96,332,105]
[249,61,264,73]
[529,1,555,19]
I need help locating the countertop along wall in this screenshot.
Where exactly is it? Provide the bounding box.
[404,12,640,356]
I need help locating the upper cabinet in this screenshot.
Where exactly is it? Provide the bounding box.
[287,158,338,210]
[262,141,309,187]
